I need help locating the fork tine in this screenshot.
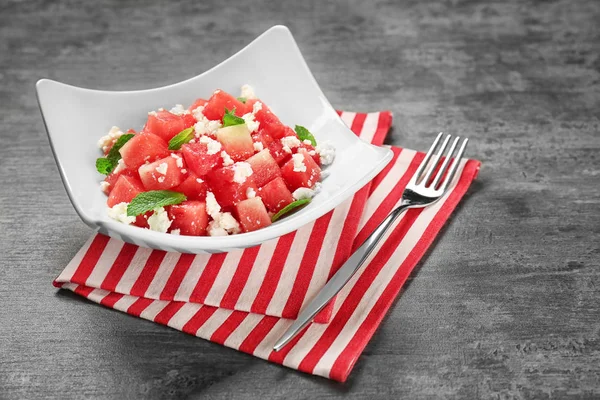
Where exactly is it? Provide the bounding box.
[431,136,460,189]
[421,134,451,187]
[439,138,469,192]
[412,132,444,185]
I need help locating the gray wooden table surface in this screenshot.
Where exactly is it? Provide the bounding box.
[1,0,599,398]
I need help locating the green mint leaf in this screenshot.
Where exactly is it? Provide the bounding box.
[95,133,135,175]
[127,190,187,217]
[96,157,115,175]
[168,127,195,150]
[222,107,245,127]
[237,97,247,104]
[294,125,317,146]
[271,198,311,222]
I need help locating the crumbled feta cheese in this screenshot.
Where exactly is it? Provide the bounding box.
[169,104,190,116]
[240,84,256,100]
[320,170,330,179]
[292,187,315,200]
[308,150,316,156]
[316,141,336,166]
[155,162,168,175]
[113,158,126,174]
[147,207,172,233]
[158,176,165,183]
[232,162,253,184]
[242,112,260,133]
[246,187,256,199]
[181,169,187,174]
[281,136,301,149]
[107,202,136,225]
[192,106,222,136]
[148,111,157,116]
[170,153,184,168]
[252,101,263,114]
[282,145,292,154]
[314,182,322,194]
[303,139,313,146]
[196,178,204,183]
[253,142,264,152]
[199,135,222,155]
[221,151,234,166]
[170,229,181,235]
[206,191,221,218]
[292,153,306,172]
[214,89,221,94]
[217,212,241,234]
[97,126,124,152]
[100,181,110,193]
[158,107,165,111]
[208,220,228,236]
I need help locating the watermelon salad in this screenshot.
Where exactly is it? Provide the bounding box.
[96,85,335,236]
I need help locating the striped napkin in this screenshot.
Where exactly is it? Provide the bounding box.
[53,111,480,381]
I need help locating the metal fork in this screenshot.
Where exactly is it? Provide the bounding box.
[273,132,469,351]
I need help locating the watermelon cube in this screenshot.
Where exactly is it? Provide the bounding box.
[258,176,294,213]
[249,100,286,139]
[145,110,196,142]
[202,90,247,121]
[281,149,321,191]
[103,168,138,195]
[138,156,185,190]
[107,175,145,207]
[246,149,281,187]
[167,201,209,236]
[119,132,170,170]
[268,139,292,165]
[216,124,254,162]
[188,98,208,112]
[297,142,321,166]
[235,197,272,233]
[206,165,258,208]
[173,172,207,201]
[181,142,222,177]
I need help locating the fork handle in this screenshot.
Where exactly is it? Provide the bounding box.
[273,202,411,351]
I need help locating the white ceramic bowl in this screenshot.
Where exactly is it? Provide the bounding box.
[36,25,393,254]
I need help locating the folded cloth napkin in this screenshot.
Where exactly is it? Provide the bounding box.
[54,111,481,382]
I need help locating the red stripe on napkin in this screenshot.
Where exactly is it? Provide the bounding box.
[54,111,481,382]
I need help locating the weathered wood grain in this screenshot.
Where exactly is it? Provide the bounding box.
[1,0,599,398]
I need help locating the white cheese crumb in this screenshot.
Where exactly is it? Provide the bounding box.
[292,153,306,172]
[252,101,263,114]
[170,229,181,235]
[148,111,157,116]
[169,104,190,116]
[208,220,228,236]
[281,136,301,149]
[155,162,168,175]
[303,139,313,146]
[242,112,260,133]
[292,187,315,201]
[308,150,316,156]
[192,106,222,136]
[158,176,165,183]
[232,162,253,184]
[147,207,172,233]
[113,159,126,174]
[170,153,184,168]
[97,126,124,152]
[205,192,221,219]
[217,212,241,234]
[253,142,264,152]
[158,107,165,111]
[282,145,292,154]
[107,202,136,225]
[240,84,256,100]
[320,170,331,179]
[200,135,222,155]
[196,178,204,183]
[221,151,234,166]
[314,182,323,194]
[100,181,110,193]
[316,141,336,166]
[181,168,187,174]
[246,187,256,199]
